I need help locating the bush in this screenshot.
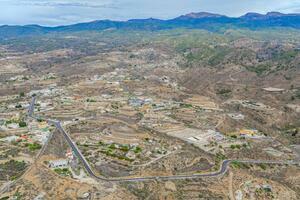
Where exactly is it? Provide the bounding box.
[19,92,25,97]
[15,104,22,108]
[133,146,142,154]
[120,145,130,152]
[108,144,116,150]
[215,152,227,161]
[258,163,267,170]
[18,121,27,127]
[180,103,193,108]
[216,88,231,95]
[86,99,96,102]
[37,118,44,122]
[27,143,42,151]
[230,144,241,149]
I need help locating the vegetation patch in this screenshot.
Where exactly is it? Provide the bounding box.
[25,142,42,151]
[213,153,227,170]
[54,168,72,177]
[83,141,143,162]
[86,98,96,102]
[179,103,193,108]
[18,121,27,127]
[230,144,241,149]
[246,63,271,76]
[231,161,250,169]
[257,163,267,170]
[0,160,27,181]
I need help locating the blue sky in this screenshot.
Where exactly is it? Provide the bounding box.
[1,0,300,26]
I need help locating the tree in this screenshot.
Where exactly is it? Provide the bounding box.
[19,92,25,97]
[18,121,27,127]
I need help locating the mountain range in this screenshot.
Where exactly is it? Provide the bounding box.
[0,12,300,39]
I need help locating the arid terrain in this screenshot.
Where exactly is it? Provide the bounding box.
[0,25,299,199]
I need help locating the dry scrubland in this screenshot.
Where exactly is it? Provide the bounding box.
[0,28,299,199]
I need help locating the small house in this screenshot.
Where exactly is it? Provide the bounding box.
[49,159,69,168]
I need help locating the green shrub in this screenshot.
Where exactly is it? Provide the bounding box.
[133,146,142,154]
[258,163,267,170]
[180,103,193,108]
[108,144,116,150]
[37,118,44,122]
[15,104,22,108]
[27,143,42,151]
[19,92,25,97]
[86,99,96,102]
[120,145,130,152]
[54,168,72,176]
[216,88,232,95]
[230,144,241,149]
[18,121,27,127]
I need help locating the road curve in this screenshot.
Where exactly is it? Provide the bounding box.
[28,97,299,182]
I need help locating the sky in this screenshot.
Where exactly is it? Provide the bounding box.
[1,0,300,26]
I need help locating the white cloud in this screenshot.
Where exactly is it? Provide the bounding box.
[3,0,116,7]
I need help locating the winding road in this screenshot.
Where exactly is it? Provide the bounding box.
[28,97,299,182]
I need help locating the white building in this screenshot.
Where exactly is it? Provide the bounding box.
[49,159,69,168]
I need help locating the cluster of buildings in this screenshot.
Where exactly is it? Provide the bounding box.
[128,97,153,107]
[29,84,63,97]
[49,149,77,169]
[8,75,30,82]
[0,119,52,145]
[29,121,52,144]
[42,73,57,80]
[235,181,274,200]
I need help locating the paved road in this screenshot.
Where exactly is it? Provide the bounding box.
[28,97,299,182]
[1,99,53,194]
[28,96,36,117]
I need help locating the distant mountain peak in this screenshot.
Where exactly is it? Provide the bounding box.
[266,11,300,17]
[127,18,162,22]
[176,12,225,20]
[241,11,300,19]
[266,11,285,16]
[240,12,264,19]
